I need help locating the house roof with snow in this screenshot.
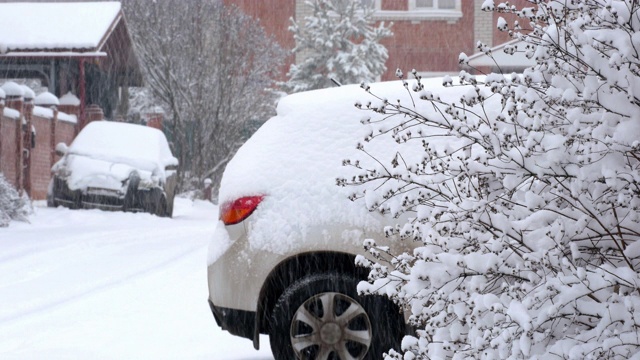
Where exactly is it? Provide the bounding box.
[467,39,535,72]
[0,1,142,86]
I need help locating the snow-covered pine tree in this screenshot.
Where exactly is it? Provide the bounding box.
[0,173,31,227]
[281,0,392,93]
[341,1,640,358]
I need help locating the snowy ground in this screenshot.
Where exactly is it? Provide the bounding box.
[0,198,274,360]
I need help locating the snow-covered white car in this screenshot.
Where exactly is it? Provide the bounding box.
[206,80,445,359]
[48,121,179,217]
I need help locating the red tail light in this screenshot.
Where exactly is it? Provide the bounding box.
[220,196,264,225]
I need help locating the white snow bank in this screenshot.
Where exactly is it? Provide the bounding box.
[0,199,275,359]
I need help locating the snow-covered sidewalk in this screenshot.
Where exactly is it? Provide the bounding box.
[0,199,273,359]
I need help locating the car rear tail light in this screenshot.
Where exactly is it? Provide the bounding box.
[220,196,264,225]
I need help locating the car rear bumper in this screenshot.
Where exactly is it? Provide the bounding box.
[208,298,257,344]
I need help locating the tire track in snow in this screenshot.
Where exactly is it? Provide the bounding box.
[0,225,211,325]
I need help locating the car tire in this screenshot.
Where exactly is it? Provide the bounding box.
[123,171,141,211]
[48,176,81,209]
[46,179,57,208]
[269,273,404,360]
[155,195,168,217]
[165,194,175,218]
[145,189,168,217]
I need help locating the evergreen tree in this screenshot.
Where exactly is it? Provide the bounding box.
[282,0,392,93]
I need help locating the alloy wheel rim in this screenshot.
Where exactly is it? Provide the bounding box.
[290,292,372,360]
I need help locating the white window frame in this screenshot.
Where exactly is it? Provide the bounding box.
[371,0,462,22]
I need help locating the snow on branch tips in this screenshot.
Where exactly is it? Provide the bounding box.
[343,1,640,359]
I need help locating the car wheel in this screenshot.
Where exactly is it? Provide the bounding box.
[46,179,57,208]
[123,172,141,211]
[145,189,168,217]
[269,273,404,360]
[155,196,168,217]
[165,194,175,218]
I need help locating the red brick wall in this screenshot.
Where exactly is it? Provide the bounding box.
[55,120,76,164]
[381,0,408,11]
[227,1,477,82]
[1,105,78,200]
[29,115,52,200]
[380,1,475,80]
[0,112,19,188]
[493,0,532,45]
[224,0,296,80]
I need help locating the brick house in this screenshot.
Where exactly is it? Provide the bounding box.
[0,1,142,200]
[226,0,533,81]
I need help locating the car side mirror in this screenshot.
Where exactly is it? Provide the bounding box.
[55,142,68,157]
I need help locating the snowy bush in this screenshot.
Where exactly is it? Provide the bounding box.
[0,173,31,227]
[342,1,640,358]
[282,0,392,93]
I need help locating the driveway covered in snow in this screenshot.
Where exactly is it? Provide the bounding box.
[0,199,273,359]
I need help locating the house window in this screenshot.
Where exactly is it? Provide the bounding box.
[360,0,376,8]
[414,0,456,10]
[372,0,462,21]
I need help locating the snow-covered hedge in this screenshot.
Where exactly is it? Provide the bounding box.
[343,1,640,358]
[0,173,31,227]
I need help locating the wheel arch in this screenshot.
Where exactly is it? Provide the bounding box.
[253,251,371,349]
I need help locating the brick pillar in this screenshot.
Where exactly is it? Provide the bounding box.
[5,96,24,193]
[85,104,104,127]
[0,92,4,168]
[0,98,3,167]
[146,112,163,130]
[23,100,34,197]
[35,93,60,167]
[474,0,493,48]
[51,108,59,166]
[58,92,81,135]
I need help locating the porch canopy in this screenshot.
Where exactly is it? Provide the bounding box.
[0,1,142,120]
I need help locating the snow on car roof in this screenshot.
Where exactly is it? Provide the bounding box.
[218,77,490,253]
[69,121,177,171]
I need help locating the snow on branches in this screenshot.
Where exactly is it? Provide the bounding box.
[281,0,392,93]
[343,1,640,358]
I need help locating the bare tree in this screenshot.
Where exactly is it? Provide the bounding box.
[123,0,286,193]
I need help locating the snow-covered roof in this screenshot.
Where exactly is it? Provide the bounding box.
[0,2,122,54]
[467,39,535,69]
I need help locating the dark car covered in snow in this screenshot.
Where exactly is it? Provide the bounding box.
[47,121,178,217]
